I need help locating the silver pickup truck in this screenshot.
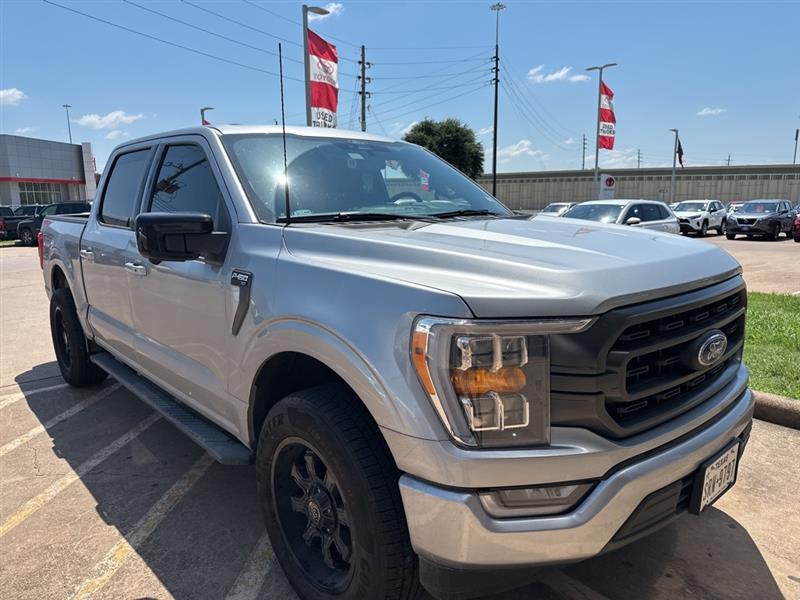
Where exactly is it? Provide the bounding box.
[41,125,753,600]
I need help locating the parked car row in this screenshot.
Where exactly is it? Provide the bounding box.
[542,198,798,242]
[0,202,91,245]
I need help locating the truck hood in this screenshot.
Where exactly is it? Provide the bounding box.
[282,216,741,318]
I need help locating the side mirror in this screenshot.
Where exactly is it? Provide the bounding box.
[135,212,228,264]
[626,216,641,226]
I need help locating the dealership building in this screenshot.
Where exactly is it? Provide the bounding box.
[478,164,800,211]
[0,135,97,207]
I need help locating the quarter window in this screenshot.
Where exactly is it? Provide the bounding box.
[100,149,152,227]
[149,145,230,231]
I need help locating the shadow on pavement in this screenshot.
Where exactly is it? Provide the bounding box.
[8,363,784,600]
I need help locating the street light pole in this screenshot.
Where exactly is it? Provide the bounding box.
[62,104,73,144]
[489,3,505,197]
[669,128,679,204]
[586,63,617,198]
[794,128,799,164]
[200,106,214,125]
[302,5,330,127]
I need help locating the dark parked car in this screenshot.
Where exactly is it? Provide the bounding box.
[14,204,46,216]
[0,205,45,240]
[17,202,91,246]
[726,199,796,241]
[793,214,800,243]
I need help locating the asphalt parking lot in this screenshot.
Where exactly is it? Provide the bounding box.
[1,243,799,600]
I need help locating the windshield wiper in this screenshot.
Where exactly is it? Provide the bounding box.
[277,212,411,223]
[428,208,503,219]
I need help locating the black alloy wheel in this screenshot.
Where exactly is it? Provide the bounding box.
[273,439,354,593]
[20,228,34,246]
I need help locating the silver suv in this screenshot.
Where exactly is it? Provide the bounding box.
[42,126,753,600]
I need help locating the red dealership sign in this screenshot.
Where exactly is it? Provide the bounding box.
[598,82,616,150]
[307,29,338,128]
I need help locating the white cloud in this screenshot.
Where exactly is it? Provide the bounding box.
[697,107,726,117]
[308,2,343,21]
[400,121,419,136]
[105,130,128,140]
[478,126,493,136]
[0,88,27,106]
[528,65,588,84]
[563,137,576,145]
[14,127,35,134]
[75,110,144,129]
[496,139,545,163]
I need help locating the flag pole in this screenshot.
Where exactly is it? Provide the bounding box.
[586,63,617,199]
[670,128,679,205]
[302,5,312,126]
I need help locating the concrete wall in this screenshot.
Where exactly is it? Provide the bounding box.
[477,164,800,211]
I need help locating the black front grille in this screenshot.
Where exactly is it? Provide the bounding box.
[736,218,756,225]
[549,276,746,438]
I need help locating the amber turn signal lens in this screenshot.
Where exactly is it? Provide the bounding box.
[451,367,526,396]
[412,330,436,396]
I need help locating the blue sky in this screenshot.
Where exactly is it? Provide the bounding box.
[1,0,798,172]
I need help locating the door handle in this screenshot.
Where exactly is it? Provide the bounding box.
[79,249,94,261]
[124,262,147,276]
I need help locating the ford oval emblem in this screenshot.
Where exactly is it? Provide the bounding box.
[698,332,727,367]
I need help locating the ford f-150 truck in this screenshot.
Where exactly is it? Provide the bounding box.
[41,126,753,600]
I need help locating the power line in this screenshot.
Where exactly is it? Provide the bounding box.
[500,79,574,151]
[242,0,361,49]
[367,105,390,136]
[43,0,304,82]
[370,50,490,95]
[370,71,491,112]
[371,66,491,81]
[374,56,492,66]
[371,82,490,122]
[369,80,492,95]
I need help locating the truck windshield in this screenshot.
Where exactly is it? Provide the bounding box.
[221,134,510,223]
[562,203,624,224]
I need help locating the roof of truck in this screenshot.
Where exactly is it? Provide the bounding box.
[118,125,396,148]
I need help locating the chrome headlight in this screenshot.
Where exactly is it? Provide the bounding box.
[411,316,594,448]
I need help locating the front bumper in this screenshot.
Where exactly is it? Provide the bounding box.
[678,220,704,232]
[728,221,770,235]
[398,377,753,569]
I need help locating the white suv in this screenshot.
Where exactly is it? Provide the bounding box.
[561,199,680,234]
[673,200,728,237]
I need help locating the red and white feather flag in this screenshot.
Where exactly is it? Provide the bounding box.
[597,82,616,150]
[307,29,338,128]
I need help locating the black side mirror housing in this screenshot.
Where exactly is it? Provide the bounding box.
[135,212,228,264]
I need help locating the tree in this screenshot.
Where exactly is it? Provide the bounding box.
[403,118,484,180]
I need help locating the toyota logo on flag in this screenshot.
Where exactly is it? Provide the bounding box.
[316,58,334,75]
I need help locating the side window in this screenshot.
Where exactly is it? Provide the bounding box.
[100,149,152,227]
[39,205,58,217]
[149,145,230,231]
[658,204,671,219]
[625,204,643,221]
[641,204,662,222]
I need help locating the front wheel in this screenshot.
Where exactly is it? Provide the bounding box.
[698,221,708,237]
[256,384,421,600]
[718,220,727,235]
[19,228,35,246]
[770,223,781,241]
[726,232,736,240]
[50,288,108,386]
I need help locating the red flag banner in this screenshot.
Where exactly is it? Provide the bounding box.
[598,82,616,150]
[308,29,338,128]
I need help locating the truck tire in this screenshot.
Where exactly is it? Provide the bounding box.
[50,288,108,387]
[256,384,422,600]
[20,228,35,246]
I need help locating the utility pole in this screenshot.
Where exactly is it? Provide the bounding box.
[581,134,587,170]
[669,128,679,205]
[794,129,799,164]
[490,2,505,197]
[358,45,371,132]
[302,5,330,126]
[62,104,73,144]
[637,149,641,168]
[726,154,731,167]
[586,63,617,198]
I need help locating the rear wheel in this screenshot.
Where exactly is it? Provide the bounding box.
[256,384,421,600]
[19,228,35,246]
[718,220,727,235]
[50,288,107,387]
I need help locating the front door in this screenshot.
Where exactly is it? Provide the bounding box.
[81,147,153,363]
[129,139,238,429]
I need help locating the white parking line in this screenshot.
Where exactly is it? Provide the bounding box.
[70,453,215,599]
[0,382,71,410]
[0,413,161,538]
[0,384,120,457]
[225,533,275,600]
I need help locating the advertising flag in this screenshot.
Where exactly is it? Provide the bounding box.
[307,29,338,128]
[597,82,616,150]
[677,139,685,167]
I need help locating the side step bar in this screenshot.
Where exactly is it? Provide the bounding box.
[90,352,254,465]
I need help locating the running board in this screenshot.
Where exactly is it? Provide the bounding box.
[90,352,254,465]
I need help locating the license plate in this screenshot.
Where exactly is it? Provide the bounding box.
[691,440,740,513]
[740,225,750,230]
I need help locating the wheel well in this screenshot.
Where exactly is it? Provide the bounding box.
[250,352,353,447]
[52,266,68,291]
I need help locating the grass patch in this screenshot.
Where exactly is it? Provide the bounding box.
[744,292,800,399]
[0,239,19,248]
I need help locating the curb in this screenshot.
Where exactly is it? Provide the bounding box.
[753,390,800,430]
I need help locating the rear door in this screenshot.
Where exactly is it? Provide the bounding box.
[81,146,154,362]
[129,137,237,428]
[639,203,672,231]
